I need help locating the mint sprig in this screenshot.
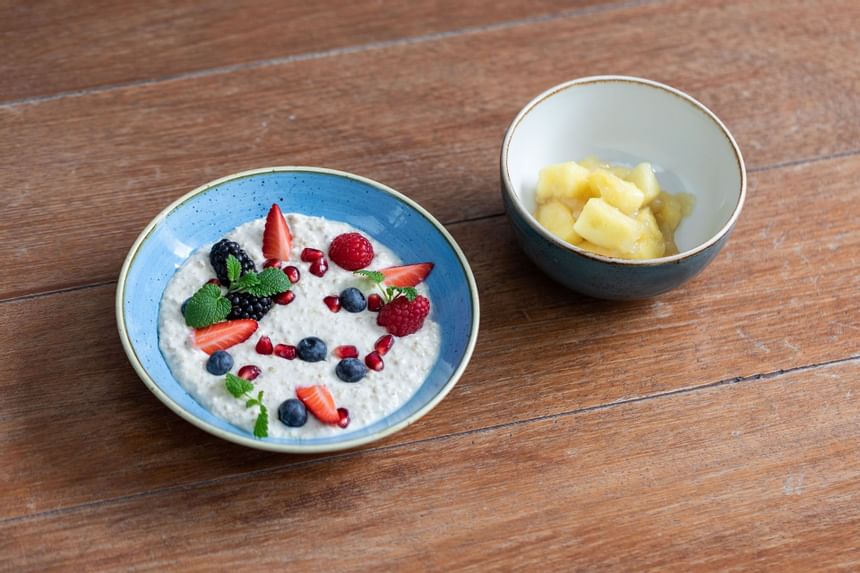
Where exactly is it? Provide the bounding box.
[353,270,418,303]
[225,373,269,438]
[231,267,291,297]
[185,255,292,329]
[183,283,232,328]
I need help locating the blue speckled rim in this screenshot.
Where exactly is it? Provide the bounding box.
[116,167,480,453]
[501,75,747,266]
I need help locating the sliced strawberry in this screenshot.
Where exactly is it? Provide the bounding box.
[296,385,340,424]
[193,319,258,355]
[379,262,434,287]
[262,204,293,261]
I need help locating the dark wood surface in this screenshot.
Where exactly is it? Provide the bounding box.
[2,0,859,570]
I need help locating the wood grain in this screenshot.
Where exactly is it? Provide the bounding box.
[3,359,859,571]
[0,0,623,102]
[2,0,860,300]
[1,155,857,522]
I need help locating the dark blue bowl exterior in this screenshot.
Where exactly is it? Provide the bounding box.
[502,190,730,300]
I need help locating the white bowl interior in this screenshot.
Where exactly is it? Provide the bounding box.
[506,78,743,253]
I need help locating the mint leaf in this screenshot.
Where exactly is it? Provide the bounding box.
[184,283,231,328]
[225,373,253,398]
[245,399,258,408]
[354,270,385,284]
[243,268,290,297]
[396,287,418,302]
[253,404,269,438]
[226,254,242,283]
[230,272,260,293]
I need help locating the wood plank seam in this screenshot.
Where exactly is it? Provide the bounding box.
[5,352,856,528]
[0,0,662,109]
[0,147,857,306]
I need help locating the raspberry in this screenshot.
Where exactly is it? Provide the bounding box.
[329,233,374,271]
[376,295,430,337]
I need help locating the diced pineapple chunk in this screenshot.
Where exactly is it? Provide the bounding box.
[627,163,661,204]
[536,161,592,203]
[536,200,582,244]
[636,207,661,239]
[652,191,683,232]
[573,198,642,253]
[577,240,619,258]
[589,169,644,215]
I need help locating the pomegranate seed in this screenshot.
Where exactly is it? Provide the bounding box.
[237,365,261,381]
[263,258,283,269]
[255,336,273,355]
[374,334,395,356]
[367,293,384,312]
[274,290,295,305]
[206,278,221,286]
[283,265,301,284]
[335,345,359,359]
[301,248,324,262]
[310,257,329,277]
[337,407,350,429]
[365,351,384,371]
[323,295,341,312]
[274,344,297,360]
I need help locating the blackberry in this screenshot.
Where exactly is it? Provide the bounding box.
[226,292,273,321]
[210,239,256,286]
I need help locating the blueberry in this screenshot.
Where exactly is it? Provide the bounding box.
[278,399,308,427]
[339,287,367,313]
[335,358,368,383]
[297,337,327,362]
[205,350,234,375]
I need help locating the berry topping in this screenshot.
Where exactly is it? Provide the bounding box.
[297,337,327,362]
[377,295,431,337]
[309,258,328,277]
[296,385,340,424]
[329,232,374,270]
[226,292,273,321]
[365,351,384,372]
[206,350,234,375]
[278,398,308,427]
[274,290,295,305]
[237,365,261,381]
[335,345,359,359]
[255,335,274,355]
[263,258,283,269]
[300,248,324,262]
[323,295,341,313]
[283,265,301,284]
[374,334,395,356]
[335,358,368,383]
[367,293,384,312]
[379,263,434,287]
[274,344,297,360]
[339,287,367,313]
[337,407,350,429]
[210,240,256,287]
[193,319,258,355]
[262,204,293,261]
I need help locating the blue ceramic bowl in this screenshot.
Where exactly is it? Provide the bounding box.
[117,167,479,453]
[501,76,746,299]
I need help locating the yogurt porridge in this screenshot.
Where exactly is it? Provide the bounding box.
[158,204,440,439]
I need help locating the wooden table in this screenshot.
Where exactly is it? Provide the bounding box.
[2,1,859,570]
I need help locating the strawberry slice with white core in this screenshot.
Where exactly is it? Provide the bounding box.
[193,319,258,355]
[296,385,340,425]
[262,204,293,261]
[379,263,434,287]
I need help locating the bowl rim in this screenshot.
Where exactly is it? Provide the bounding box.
[116,166,480,453]
[500,75,747,266]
